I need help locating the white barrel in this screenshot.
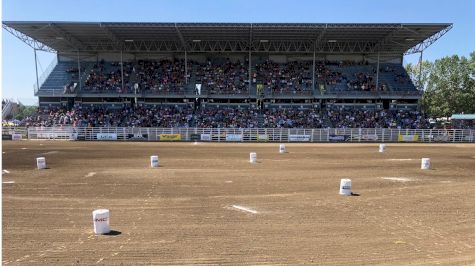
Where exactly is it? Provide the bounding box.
[93,209,111,234]
[279,144,286,154]
[249,152,257,163]
[421,158,431,170]
[379,144,386,153]
[339,178,352,196]
[36,157,46,169]
[150,155,159,168]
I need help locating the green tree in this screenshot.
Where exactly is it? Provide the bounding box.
[421,54,475,117]
[14,104,37,120]
[405,60,433,91]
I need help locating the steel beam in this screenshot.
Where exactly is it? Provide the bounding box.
[2,24,56,52]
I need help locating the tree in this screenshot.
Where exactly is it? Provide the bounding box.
[14,104,37,120]
[421,54,475,117]
[405,60,433,91]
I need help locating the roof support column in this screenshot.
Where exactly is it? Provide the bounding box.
[77,50,82,92]
[34,49,40,95]
[248,48,252,96]
[249,24,252,98]
[375,51,380,92]
[418,50,423,90]
[185,50,188,85]
[312,41,316,95]
[120,50,125,93]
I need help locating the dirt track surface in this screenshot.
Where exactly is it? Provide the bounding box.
[2,141,475,265]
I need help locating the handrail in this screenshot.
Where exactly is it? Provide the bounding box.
[18,126,475,143]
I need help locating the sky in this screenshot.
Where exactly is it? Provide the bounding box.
[1,0,474,105]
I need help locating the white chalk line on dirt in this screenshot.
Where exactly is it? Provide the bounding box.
[40,151,59,155]
[231,205,258,214]
[3,169,11,174]
[85,172,97,178]
[3,181,15,184]
[380,177,415,182]
[386,159,415,161]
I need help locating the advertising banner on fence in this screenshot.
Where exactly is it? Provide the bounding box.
[35,127,74,139]
[97,133,118,140]
[257,134,269,141]
[2,134,12,140]
[211,133,226,139]
[433,135,449,142]
[159,134,182,141]
[398,134,419,142]
[225,134,243,141]
[329,134,350,142]
[360,134,378,141]
[126,133,149,141]
[190,134,200,141]
[200,134,211,141]
[11,133,23,141]
[289,134,310,142]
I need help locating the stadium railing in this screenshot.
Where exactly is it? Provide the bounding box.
[21,127,475,143]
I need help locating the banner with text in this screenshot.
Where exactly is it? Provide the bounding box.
[398,134,419,142]
[289,134,310,142]
[97,133,118,140]
[225,134,243,141]
[159,134,182,141]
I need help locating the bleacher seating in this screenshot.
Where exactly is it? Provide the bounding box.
[195,59,249,95]
[37,60,418,97]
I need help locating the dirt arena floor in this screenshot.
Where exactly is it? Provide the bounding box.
[2,141,475,265]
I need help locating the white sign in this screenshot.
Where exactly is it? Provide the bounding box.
[97,133,118,140]
[200,134,211,141]
[289,134,310,142]
[12,133,22,141]
[257,134,269,141]
[226,134,243,141]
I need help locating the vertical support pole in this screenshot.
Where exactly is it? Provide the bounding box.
[249,24,252,97]
[418,50,423,90]
[121,50,125,92]
[185,50,188,85]
[34,49,40,94]
[77,51,82,92]
[248,46,252,95]
[375,51,380,91]
[312,41,316,94]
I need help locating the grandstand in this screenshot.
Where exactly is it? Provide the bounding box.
[3,22,452,128]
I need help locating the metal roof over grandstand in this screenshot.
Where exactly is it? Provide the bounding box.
[3,22,452,56]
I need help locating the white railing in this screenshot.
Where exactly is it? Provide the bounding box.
[20,127,475,143]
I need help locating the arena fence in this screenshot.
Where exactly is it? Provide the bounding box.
[15,127,475,143]
[2,127,28,140]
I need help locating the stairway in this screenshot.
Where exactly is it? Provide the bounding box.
[257,113,265,128]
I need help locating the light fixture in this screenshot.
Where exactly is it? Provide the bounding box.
[405,38,415,41]
[327,40,337,43]
[192,39,202,42]
[260,40,269,43]
[55,37,64,40]
[124,40,134,42]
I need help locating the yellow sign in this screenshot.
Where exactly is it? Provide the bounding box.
[398,134,419,142]
[159,134,182,141]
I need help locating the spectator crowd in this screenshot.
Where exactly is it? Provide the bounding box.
[18,105,446,129]
[60,59,416,96]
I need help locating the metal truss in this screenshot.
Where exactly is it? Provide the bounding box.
[48,23,87,51]
[404,24,453,55]
[99,23,124,50]
[2,24,56,52]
